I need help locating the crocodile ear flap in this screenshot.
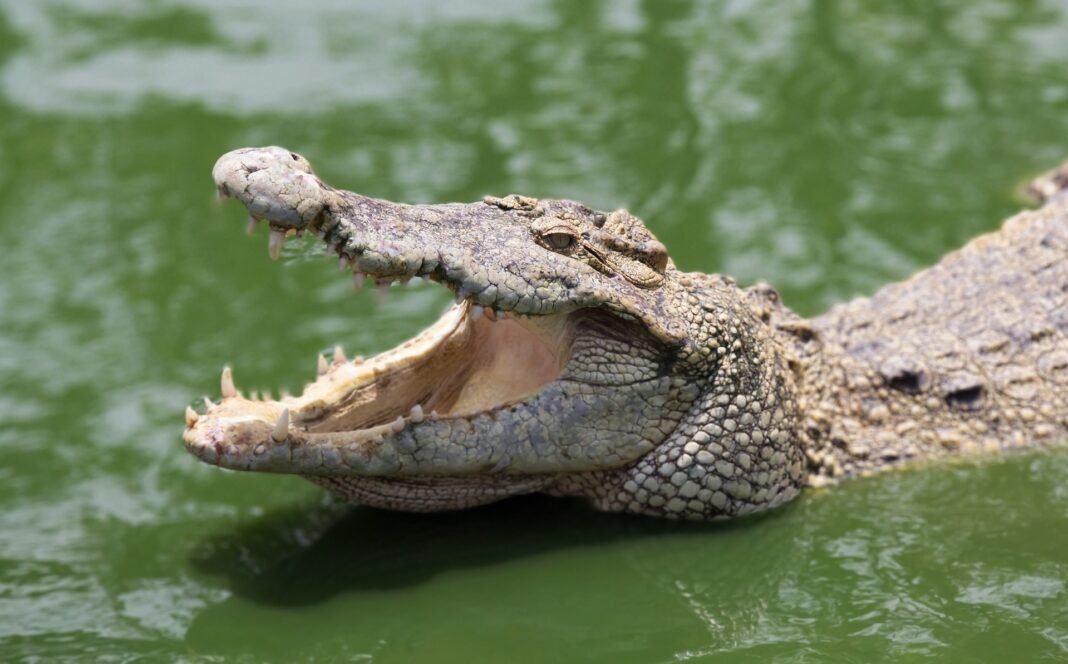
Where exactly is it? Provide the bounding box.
[599,210,671,288]
[635,239,669,273]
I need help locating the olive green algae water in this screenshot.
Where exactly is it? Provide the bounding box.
[1,1,1067,661]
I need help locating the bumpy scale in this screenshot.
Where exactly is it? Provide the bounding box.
[182,147,1068,520]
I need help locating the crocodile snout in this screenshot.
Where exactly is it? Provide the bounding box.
[212,146,330,238]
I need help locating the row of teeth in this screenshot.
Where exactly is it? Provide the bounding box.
[184,363,438,442]
[251,215,513,321]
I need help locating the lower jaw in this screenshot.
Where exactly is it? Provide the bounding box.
[184,303,576,468]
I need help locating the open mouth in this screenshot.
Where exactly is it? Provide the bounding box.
[183,223,583,473]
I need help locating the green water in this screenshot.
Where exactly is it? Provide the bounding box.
[2,1,1067,661]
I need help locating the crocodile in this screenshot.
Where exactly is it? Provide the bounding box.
[183,146,1068,520]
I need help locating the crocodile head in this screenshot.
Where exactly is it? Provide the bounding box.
[184,147,804,518]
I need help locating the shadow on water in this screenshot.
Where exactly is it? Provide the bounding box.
[189,492,788,606]
[183,491,799,659]
[180,454,1068,660]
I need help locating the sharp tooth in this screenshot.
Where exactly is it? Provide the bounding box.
[353,355,365,365]
[339,255,351,271]
[250,390,261,401]
[221,366,237,399]
[246,215,261,236]
[280,388,291,399]
[263,389,273,401]
[317,354,329,375]
[484,308,498,322]
[411,275,425,285]
[430,410,440,421]
[185,406,199,427]
[268,229,285,260]
[215,188,226,202]
[203,396,214,409]
[399,277,410,287]
[376,281,389,305]
[353,272,366,290]
[470,304,484,321]
[454,291,465,304]
[391,416,406,433]
[333,345,346,363]
[409,404,424,423]
[271,408,290,442]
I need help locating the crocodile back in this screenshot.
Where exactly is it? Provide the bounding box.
[799,198,1068,479]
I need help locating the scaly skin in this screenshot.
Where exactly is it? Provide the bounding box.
[788,174,1068,484]
[183,147,1068,520]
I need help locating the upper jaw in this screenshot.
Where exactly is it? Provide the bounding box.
[212,146,688,342]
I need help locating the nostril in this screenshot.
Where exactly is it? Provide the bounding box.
[945,385,984,409]
[879,357,929,394]
[888,371,925,393]
[290,152,300,161]
[941,373,987,410]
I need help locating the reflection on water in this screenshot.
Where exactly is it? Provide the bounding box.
[0,0,1067,660]
[0,0,549,113]
[7,0,1061,308]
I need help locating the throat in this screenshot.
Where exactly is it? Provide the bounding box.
[302,307,575,434]
[449,315,571,415]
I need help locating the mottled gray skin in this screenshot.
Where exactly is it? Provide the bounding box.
[184,147,1068,520]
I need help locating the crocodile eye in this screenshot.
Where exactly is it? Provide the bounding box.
[544,233,576,252]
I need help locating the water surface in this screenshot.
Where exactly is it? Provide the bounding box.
[1,1,1067,661]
